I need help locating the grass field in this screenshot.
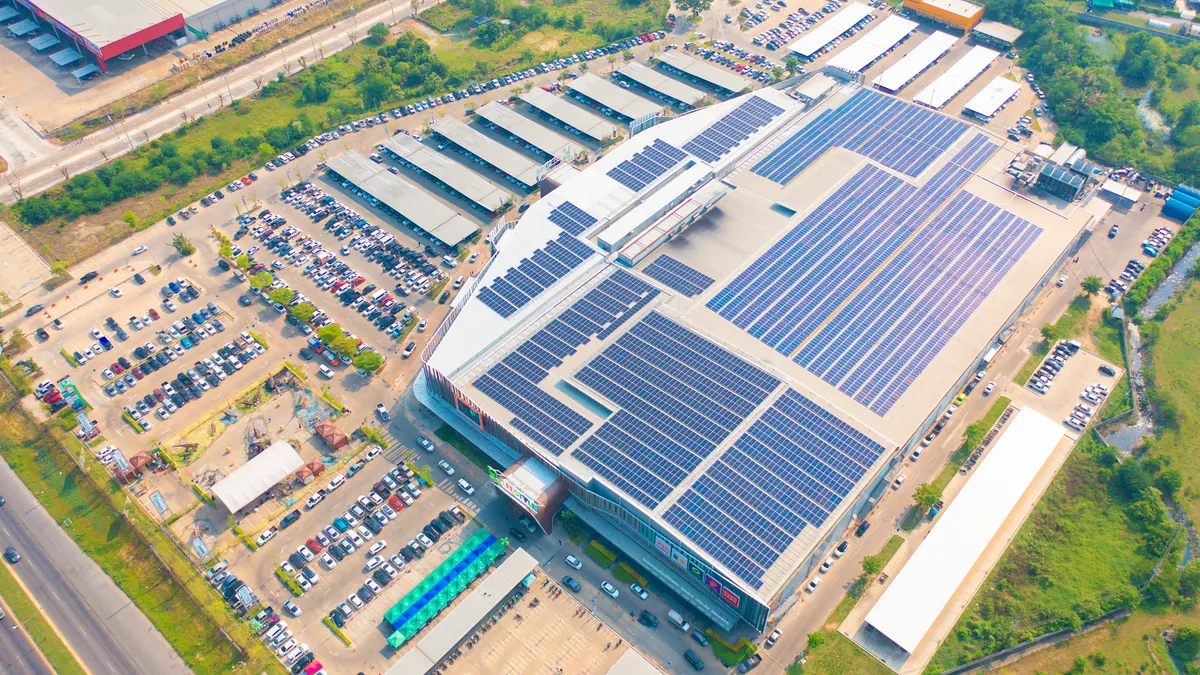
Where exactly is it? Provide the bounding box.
[1144,283,1200,525]
[927,432,1153,672]
[0,393,284,674]
[989,610,1189,674]
[1016,295,1094,385]
[0,562,86,675]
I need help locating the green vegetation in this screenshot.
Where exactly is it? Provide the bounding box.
[703,630,757,667]
[556,509,591,545]
[928,431,1180,671]
[0,562,86,675]
[352,349,383,373]
[1124,215,1200,315]
[322,615,353,646]
[0,392,284,674]
[275,567,304,596]
[421,0,666,47]
[231,525,258,551]
[434,423,503,474]
[612,561,648,586]
[1017,295,1094,385]
[585,540,616,568]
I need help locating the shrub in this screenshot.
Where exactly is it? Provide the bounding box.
[191,482,214,506]
[274,567,303,596]
[612,562,647,586]
[322,616,353,646]
[232,525,258,551]
[584,540,616,568]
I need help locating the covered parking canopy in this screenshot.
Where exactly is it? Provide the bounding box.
[0,7,19,22]
[71,63,100,81]
[50,47,81,66]
[8,19,38,36]
[210,441,303,513]
[28,33,61,51]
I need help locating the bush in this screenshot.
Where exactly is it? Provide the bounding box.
[584,540,616,568]
[232,526,258,551]
[322,615,353,646]
[274,567,304,596]
[190,482,214,506]
[612,562,647,586]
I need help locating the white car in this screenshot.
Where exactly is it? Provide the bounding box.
[364,578,382,594]
[318,364,334,378]
[630,582,648,600]
[368,540,388,556]
[457,478,474,495]
[600,581,619,598]
[366,555,384,570]
[297,545,314,562]
[564,554,583,570]
[983,381,996,396]
[365,445,382,461]
[132,245,148,256]
[279,560,296,574]
[892,474,906,490]
[295,576,311,592]
[356,525,373,541]
[806,577,821,593]
[110,288,123,298]
[438,460,455,476]
[320,553,337,569]
[347,593,364,610]
[416,533,434,549]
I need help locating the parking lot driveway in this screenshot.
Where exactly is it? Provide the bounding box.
[1009,347,1122,437]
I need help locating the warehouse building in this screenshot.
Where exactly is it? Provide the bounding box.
[971,20,1023,49]
[8,0,186,73]
[902,0,984,31]
[416,82,1092,634]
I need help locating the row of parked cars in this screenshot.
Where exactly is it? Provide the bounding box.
[102,298,228,395]
[690,43,782,84]
[121,331,264,431]
[245,604,325,674]
[1028,339,1080,396]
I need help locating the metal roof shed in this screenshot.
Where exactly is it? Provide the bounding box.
[474,102,583,161]
[872,31,957,93]
[913,45,999,109]
[655,50,753,94]
[568,73,664,121]
[962,76,1021,119]
[520,88,617,143]
[382,134,513,214]
[788,2,874,58]
[865,409,1063,653]
[428,117,541,189]
[826,15,917,74]
[617,62,707,107]
[210,441,303,514]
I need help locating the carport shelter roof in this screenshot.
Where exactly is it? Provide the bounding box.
[210,441,303,513]
[314,419,348,449]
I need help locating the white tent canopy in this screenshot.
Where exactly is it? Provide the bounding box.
[864,408,1063,653]
[210,441,303,513]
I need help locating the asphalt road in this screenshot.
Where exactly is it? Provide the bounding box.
[0,606,53,675]
[0,459,190,675]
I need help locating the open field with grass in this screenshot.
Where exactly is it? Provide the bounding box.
[0,391,284,674]
[0,562,86,675]
[991,610,1188,675]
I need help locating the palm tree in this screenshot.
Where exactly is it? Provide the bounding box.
[1081,275,1103,296]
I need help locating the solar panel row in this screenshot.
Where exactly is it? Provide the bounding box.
[798,187,1040,414]
[751,88,967,183]
[547,201,599,236]
[663,388,886,588]
[473,269,659,454]
[682,96,786,163]
[572,311,779,511]
[642,255,715,297]
[478,232,597,318]
[606,139,688,192]
[707,135,998,366]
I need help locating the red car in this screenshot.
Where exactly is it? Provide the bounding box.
[387,495,404,511]
[305,538,323,554]
[132,369,145,380]
[148,308,160,320]
[153,388,166,402]
[112,362,125,374]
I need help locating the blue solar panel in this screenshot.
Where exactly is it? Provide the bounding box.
[480,234,597,317]
[548,201,598,236]
[572,311,778,511]
[643,255,715,297]
[708,136,1000,364]
[796,184,1040,413]
[751,89,968,184]
[682,97,786,163]
[663,388,886,588]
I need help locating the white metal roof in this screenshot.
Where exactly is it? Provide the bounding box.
[963,76,1022,118]
[385,548,538,675]
[973,20,1023,45]
[31,0,178,48]
[618,62,707,106]
[569,73,664,121]
[872,31,958,93]
[326,152,478,246]
[913,44,999,109]
[795,73,838,101]
[428,117,542,188]
[788,2,875,58]
[827,15,916,74]
[210,441,303,513]
[520,88,617,142]
[475,102,583,161]
[864,408,1063,653]
[606,650,665,675]
[382,134,512,213]
[1101,179,1143,204]
[655,50,753,94]
[1048,142,1078,166]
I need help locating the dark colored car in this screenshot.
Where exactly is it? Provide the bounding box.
[562,576,581,592]
[79,271,99,284]
[638,610,659,628]
[372,569,391,587]
[288,552,306,569]
[508,527,527,542]
[25,304,43,317]
[854,520,870,537]
[280,509,301,528]
[4,546,19,563]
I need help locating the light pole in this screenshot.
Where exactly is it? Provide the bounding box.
[310,35,318,61]
[222,74,234,102]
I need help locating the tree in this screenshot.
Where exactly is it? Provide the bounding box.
[268,288,295,306]
[317,324,342,345]
[249,272,274,290]
[330,336,360,359]
[234,254,252,270]
[18,198,54,225]
[1040,322,1060,342]
[1080,275,1103,296]
[368,22,390,44]
[172,234,196,257]
[913,482,942,509]
[677,0,712,16]
[353,350,384,373]
[1171,626,1200,663]
[861,555,883,577]
[805,632,826,652]
[122,211,138,228]
[290,302,315,323]
[219,243,233,259]
[359,73,393,109]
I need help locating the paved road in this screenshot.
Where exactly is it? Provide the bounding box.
[0,459,190,675]
[0,602,53,675]
[0,0,437,203]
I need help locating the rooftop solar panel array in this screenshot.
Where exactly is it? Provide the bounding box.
[751,88,967,182]
[642,255,715,297]
[473,270,659,454]
[477,233,598,318]
[796,189,1041,414]
[664,389,886,588]
[682,97,786,163]
[573,312,779,510]
[709,135,996,359]
[547,201,598,237]
[606,139,689,192]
